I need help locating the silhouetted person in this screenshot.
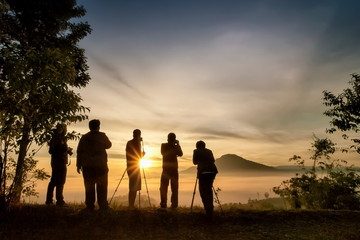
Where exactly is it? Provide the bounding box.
[193,140,218,218]
[160,133,183,209]
[46,124,72,206]
[76,119,112,210]
[126,129,145,209]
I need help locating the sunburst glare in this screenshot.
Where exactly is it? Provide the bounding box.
[140,158,153,168]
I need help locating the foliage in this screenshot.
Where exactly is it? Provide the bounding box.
[274,75,360,210]
[273,136,360,210]
[323,73,360,153]
[0,0,91,208]
[221,198,288,211]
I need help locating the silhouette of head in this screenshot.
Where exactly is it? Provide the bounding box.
[133,129,141,139]
[167,132,176,143]
[89,119,100,131]
[196,140,206,149]
[56,123,67,135]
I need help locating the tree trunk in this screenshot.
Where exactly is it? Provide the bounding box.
[11,129,30,205]
[0,138,8,210]
[0,153,4,210]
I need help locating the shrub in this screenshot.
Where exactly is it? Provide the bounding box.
[273,136,360,210]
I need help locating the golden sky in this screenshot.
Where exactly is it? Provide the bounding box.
[68,0,360,168]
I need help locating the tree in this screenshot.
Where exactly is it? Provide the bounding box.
[273,73,360,209]
[0,0,91,208]
[273,136,360,210]
[323,73,360,153]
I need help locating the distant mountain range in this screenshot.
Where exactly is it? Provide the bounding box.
[182,154,298,175]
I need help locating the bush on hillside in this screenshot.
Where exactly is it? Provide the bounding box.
[273,137,360,210]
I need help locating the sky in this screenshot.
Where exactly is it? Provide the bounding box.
[64,0,360,169]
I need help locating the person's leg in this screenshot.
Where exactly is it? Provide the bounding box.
[83,167,96,210]
[45,180,55,204]
[128,190,137,208]
[128,167,140,208]
[160,171,169,208]
[55,167,67,206]
[135,168,141,191]
[199,174,215,217]
[55,184,65,205]
[97,166,109,210]
[46,167,59,204]
[170,171,179,208]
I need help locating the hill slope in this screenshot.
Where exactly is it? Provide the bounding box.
[182,154,278,174]
[216,154,276,172]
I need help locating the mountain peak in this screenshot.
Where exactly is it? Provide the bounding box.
[181,154,277,175]
[216,154,275,172]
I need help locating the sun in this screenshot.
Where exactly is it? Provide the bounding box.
[139,146,158,168]
[140,158,153,168]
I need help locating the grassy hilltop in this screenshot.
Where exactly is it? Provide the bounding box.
[1,204,359,240]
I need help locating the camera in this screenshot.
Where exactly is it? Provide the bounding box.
[67,147,73,156]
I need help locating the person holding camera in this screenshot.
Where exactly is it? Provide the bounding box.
[193,140,218,219]
[126,129,145,209]
[46,123,72,206]
[160,132,183,209]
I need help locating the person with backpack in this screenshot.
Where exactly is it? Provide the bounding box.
[193,140,218,219]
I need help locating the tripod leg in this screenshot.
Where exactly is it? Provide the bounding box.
[109,168,127,205]
[138,190,141,208]
[142,168,152,208]
[190,177,198,212]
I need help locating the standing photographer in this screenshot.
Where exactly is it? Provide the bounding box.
[160,133,183,209]
[46,124,72,206]
[125,129,145,209]
[193,140,218,219]
[76,119,112,210]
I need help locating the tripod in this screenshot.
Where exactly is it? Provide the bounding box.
[109,139,152,208]
[109,167,127,205]
[109,167,152,208]
[190,176,222,212]
[142,167,152,207]
[190,177,198,212]
[141,139,152,208]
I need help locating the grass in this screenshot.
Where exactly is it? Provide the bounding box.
[0,204,359,240]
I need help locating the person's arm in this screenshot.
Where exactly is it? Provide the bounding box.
[209,150,218,174]
[176,141,183,157]
[161,143,165,156]
[210,150,215,163]
[193,149,198,165]
[125,141,130,160]
[102,132,112,149]
[76,137,84,174]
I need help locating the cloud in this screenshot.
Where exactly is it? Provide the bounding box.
[87,52,150,98]
[74,0,360,165]
[84,52,167,118]
[190,127,252,140]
